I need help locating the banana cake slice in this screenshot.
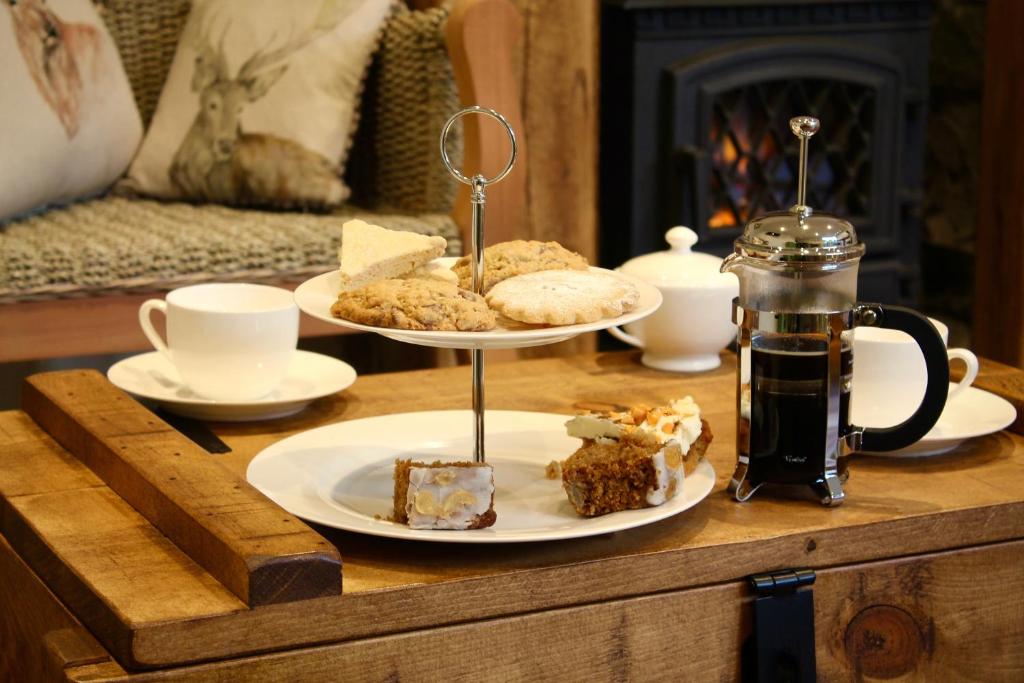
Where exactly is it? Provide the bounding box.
[393,460,496,530]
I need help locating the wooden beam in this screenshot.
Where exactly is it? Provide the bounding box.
[446,0,527,250]
[973,0,1024,368]
[20,370,342,607]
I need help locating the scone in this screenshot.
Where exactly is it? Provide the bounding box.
[451,240,588,293]
[486,270,639,325]
[338,219,447,291]
[393,459,496,530]
[560,398,713,517]
[331,278,496,331]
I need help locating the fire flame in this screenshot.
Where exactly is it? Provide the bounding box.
[709,116,774,229]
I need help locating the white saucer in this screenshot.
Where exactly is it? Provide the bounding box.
[856,383,1017,457]
[107,350,357,422]
[293,258,663,350]
[246,410,716,543]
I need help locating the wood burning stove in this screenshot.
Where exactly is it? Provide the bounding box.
[600,0,931,304]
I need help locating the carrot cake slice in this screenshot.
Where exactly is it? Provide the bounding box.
[393,460,496,530]
[560,397,712,517]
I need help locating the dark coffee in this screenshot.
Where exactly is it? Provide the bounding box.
[745,340,851,486]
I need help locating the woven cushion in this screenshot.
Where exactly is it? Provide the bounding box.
[0,197,460,303]
[361,5,463,214]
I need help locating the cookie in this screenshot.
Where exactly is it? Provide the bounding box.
[331,278,496,331]
[451,240,588,294]
[485,270,640,325]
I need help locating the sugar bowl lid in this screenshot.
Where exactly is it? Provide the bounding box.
[733,117,865,267]
[619,227,736,288]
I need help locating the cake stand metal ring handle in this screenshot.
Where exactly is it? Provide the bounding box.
[440,106,518,187]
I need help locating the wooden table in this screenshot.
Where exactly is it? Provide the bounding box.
[2,352,1023,681]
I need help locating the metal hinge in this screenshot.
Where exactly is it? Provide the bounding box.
[743,569,817,683]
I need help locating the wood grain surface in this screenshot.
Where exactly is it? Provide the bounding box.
[53,541,1024,681]
[19,370,341,608]
[0,534,110,683]
[0,410,245,666]
[2,352,1022,671]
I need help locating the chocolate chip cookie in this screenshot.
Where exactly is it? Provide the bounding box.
[331,278,496,331]
[451,240,588,294]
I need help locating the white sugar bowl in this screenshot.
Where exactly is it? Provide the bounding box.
[610,226,738,372]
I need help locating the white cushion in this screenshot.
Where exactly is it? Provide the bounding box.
[123,0,392,209]
[0,0,142,221]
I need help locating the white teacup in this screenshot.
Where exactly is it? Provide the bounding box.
[138,283,299,401]
[851,318,978,428]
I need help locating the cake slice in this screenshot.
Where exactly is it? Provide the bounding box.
[560,398,713,517]
[393,460,496,530]
[338,219,447,291]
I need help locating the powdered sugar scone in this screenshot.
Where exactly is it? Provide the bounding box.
[486,270,640,325]
[451,240,588,294]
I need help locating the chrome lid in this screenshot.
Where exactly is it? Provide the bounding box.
[731,116,865,267]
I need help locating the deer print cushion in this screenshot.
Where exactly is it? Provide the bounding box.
[123,0,392,210]
[0,0,142,221]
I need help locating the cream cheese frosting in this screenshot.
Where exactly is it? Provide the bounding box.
[565,396,703,454]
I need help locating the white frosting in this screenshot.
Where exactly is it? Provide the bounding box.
[565,396,703,454]
[405,466,493,530]
[645,445,685,506]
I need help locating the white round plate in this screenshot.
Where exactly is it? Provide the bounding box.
[293,258,663,350]
[856,383,1017,457]
[246,410,716,543]
[107,350,357,422]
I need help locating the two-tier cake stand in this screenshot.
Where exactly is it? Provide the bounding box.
[248,107,715,542]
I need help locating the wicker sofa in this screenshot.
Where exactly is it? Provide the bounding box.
[0,0,521,363]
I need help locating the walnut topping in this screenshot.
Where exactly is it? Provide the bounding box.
[664,447,682,470]
[545,460,563,480]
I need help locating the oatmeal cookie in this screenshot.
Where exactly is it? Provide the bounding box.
[332,279,496,331]
[485,270,639,325]
[451,240,588,293]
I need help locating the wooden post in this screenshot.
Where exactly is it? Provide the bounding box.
[973,0,1024,368]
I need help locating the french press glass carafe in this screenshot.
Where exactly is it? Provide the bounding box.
[721,116,950,506]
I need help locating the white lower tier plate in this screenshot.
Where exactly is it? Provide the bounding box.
[247,410,716,543]
[293,258,663,350]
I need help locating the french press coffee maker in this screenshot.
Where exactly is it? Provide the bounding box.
[721,116,950,506]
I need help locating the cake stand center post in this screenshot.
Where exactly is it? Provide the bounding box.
[439,106,518,464]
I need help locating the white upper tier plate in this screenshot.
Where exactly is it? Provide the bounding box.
[246,410,716,543]
[292,258,663,350]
